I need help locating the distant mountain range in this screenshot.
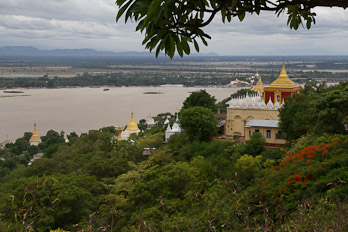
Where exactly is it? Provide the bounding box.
[0,46,219,57]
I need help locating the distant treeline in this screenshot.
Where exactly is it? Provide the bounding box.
[1,70,348,89]
[0,72,233,88]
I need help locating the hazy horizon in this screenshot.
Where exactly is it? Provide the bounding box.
[0,1,347,56]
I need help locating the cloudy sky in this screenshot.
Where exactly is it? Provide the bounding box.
[0,0,347,56]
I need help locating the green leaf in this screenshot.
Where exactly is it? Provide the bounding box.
[306,18,312,29]
[155,41,163,57]
[147,0,162,19]
[194,40,200,53]
[204,34,211,40]
[238,12,245,21]
[221,9,226,23]
[168,34,175,58]
[181,37,191,55]
[201,36,208,46]
[176,37,184,57]
[227,13,232,22]
[116,1,133,22]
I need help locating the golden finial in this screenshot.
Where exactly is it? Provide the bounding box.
[282,56,285,70]
[33,123,38,135]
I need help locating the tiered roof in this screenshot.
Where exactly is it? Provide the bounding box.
[267,61,300,89]
[29,124,42,144]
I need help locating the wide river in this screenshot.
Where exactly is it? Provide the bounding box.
[0,86,241,142]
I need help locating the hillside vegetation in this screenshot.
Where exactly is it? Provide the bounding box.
[0,82,347,231]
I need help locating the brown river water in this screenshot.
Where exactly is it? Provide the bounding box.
[0,86,241,142]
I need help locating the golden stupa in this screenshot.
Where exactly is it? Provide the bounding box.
[117,127,122,141]
[29,124,42,145]
[251,72,264,93]
[125,112,139,131]
[267,61,300,89]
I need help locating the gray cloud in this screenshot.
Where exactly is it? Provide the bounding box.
[0,0,347,55]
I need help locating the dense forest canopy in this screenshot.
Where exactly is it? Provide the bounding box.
[1,82,348,231]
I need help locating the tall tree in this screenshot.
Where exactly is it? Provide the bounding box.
[279,81,348,142]
[115,0,348,57]
[314,82,348,135]
[180,106,218,141]
[182,90,217,112]
[278,92,316,141]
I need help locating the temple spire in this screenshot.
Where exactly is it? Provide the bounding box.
[125,112,139,131]
[33,123,38,135]
[267,59,299,89]
[251,72,264,93]
[29,123,41,145]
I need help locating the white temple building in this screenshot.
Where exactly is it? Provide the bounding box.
[121,113,140,140]
[224,92,283,138]
[165,115,182,142]
[64,135,69,143]
[164,117,170,125]
[226,92,283,111]
[146,116,156,129]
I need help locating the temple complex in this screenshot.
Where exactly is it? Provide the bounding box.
[264,61,300,104]
[121,113,140,140]
[224,93,281,138]
[224,61,300,146]
[29,124,42,146]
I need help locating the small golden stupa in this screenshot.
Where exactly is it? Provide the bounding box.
[64,135,69,143]
[125,112,139,131]
[251,72,264,93]
[29,124,42,146]
[121,112,140,140]
[117,127,122,141]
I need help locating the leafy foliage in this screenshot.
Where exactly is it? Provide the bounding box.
[182,89,217,112]
[1,85,348,231]
[279,81,348,142]
[179,106,218,141]
[115,0,348,57]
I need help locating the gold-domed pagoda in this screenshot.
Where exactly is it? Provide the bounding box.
[121,112,140,140]
[251,72,264,93]
[264,60,300,104]
[29,124,42,146]
[125,112,139,131]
